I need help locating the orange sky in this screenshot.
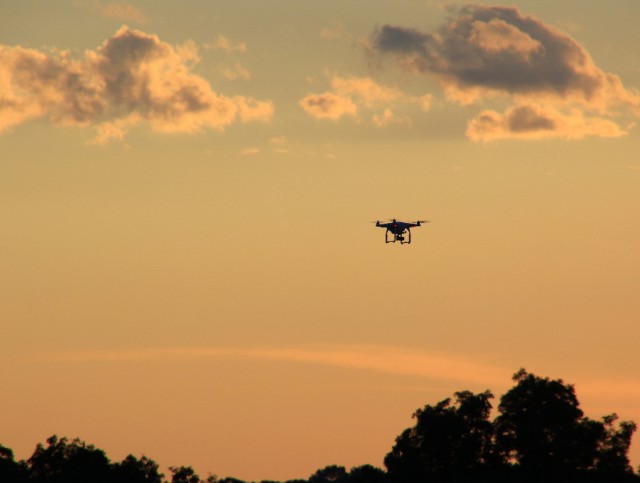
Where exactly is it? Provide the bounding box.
[1,1,640,480]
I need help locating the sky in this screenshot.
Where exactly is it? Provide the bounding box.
[1,0,640,480]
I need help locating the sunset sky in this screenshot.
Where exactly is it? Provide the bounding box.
[2,1,640,480]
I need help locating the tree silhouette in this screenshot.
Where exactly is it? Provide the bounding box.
[0,444,27,483]
[169,465,217,483]
[27,435,112,483]
[308,464,387,483]
[593,413,637,480]
[384,390,495,482]
[112,454,164,483]
[309,465,348,483]
[1,368,638,483]
[348,464,388,483]
[494,369,636,483]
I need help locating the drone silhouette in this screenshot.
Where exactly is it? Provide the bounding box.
[374,219,429,244]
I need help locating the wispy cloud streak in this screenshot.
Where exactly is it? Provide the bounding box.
[37,345,640,408]
[44,345,510,386]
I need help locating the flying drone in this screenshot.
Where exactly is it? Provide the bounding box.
[373,219,429,244]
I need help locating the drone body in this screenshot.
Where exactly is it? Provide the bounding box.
[374,219,429,244]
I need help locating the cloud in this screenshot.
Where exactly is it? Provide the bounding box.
[372,5,639,108]
[300,75,424,125]
[221,62,251,80]
[204,35,247,53]
[373,108,411,128]
[97,2,147,24]
[43,344,511,386]
[419,93,433,112]
[0,26,272,141]
[299,92,358,120]
[40,345,640,397]
[41,344,640,411]
[331,76,403,107]
[78,0,148,24]
[467,104,627,141]
[234,96,273,122]
[241,147,260,156]
[369,4,639,140]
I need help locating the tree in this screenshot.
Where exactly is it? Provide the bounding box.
[169,465,217,483]
[384,390,495,482]
[593,413,637,480]
[493,369,637,482]
[0,444,27,483]
[309,465,348,483]
[27,435,112,483]
[112,454,163,483]
[348,464,388,483]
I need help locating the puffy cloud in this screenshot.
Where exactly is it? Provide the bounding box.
[373,108,410,128]
[372,5,639,109]
[466,104,627,141]
[299,92,358,120]
[234,96,274,122]
[300,75,425,125]
[0,26,272,141]
[331,76,402,107]
[370,4,639,140]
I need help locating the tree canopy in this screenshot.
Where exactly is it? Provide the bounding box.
[1,369,637,483]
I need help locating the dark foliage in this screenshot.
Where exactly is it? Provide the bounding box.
[113,455,164,483]
[494,369,637,483]
[28,436,112,483]
[0,444,28,483]
[385,390,496,483]
[0,369,637,483]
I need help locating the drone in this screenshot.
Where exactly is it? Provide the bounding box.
[374,219,429,244]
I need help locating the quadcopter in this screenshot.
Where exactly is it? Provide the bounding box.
[374,219,429,244]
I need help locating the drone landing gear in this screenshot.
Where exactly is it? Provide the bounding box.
[385,230,412,244]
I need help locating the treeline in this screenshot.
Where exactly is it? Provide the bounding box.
[1,369,639,483]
